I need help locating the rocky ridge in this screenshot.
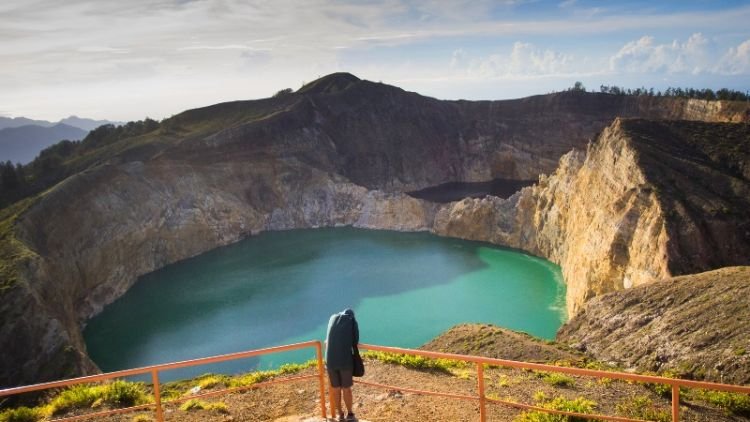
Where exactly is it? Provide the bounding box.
[1,73,749,387]
[558,266,750,385]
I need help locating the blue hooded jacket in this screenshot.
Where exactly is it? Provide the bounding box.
[325,309,359,370]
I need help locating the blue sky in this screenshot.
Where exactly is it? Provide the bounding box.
[1,0,749,121]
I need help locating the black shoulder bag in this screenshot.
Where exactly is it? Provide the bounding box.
[352,320,364,377]
[352,345,365,377]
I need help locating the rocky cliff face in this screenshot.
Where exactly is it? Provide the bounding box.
[557,266,750,385]
[434,118,750,316]
[433,120,669,315]
[2,73,749,387]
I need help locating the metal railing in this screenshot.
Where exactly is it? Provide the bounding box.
[0,341,328,422]
[2,341,749,421]
[357,343,750,422]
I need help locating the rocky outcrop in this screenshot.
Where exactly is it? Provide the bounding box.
[434,120,669,315]
[557,267,750,385]
[2,73,749,387]
[421,323,583,364]
[434,119,750,316]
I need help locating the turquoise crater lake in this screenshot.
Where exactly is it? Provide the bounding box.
[84,228,566,380]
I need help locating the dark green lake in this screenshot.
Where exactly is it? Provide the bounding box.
[84,228,565,381]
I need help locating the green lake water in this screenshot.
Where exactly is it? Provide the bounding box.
[84,228,566,381]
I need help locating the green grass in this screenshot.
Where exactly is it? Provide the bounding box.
[47,380,150,415]
[361,351,467,373]
[0,380,150,421]
[687,389,750,416]
[158,361,318,402]
[534,371,576,388]
[515,393,599,422]
[195,374,229,390]
[616,396,670,422]
[0,406,45,422]
[0,197,38,291]
[179,399,229,413]
[228,360,317,388]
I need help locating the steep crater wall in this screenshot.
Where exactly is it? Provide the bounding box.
[434,119,750,315]
[434,120,671,315]
[4,157,436,386]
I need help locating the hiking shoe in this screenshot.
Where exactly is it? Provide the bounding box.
[336,413,346,422]
[345,412,356,421]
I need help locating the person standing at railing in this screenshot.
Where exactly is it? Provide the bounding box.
[325,308,359,422]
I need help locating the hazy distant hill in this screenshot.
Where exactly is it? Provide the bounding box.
[0,116,120,131]
[0,116,122,164]
[0,116,55,130]
[0,123,87,164]
[59,116,123,131]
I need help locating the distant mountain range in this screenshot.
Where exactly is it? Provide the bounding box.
[0,116,123,164]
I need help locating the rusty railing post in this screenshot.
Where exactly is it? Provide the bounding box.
[477,362,486,422]
[315,341,328,419]
[672,384,680,422]
[152,370,164,422]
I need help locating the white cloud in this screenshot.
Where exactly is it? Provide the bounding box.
[609,33,711,74]
[716,39,750,75]
[468,42,577,78]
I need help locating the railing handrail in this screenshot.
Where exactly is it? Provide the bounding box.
[2,340,749,422]
[357,343,750,422]
[0,340,328,422]
[0,340,321,397]
[358,343,750,394]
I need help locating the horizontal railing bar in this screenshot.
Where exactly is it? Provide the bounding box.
[486,396,647,422]
[48,403,154,422]
[0,341,320,397]
[358,343,750,394]
[355,379,478,402]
